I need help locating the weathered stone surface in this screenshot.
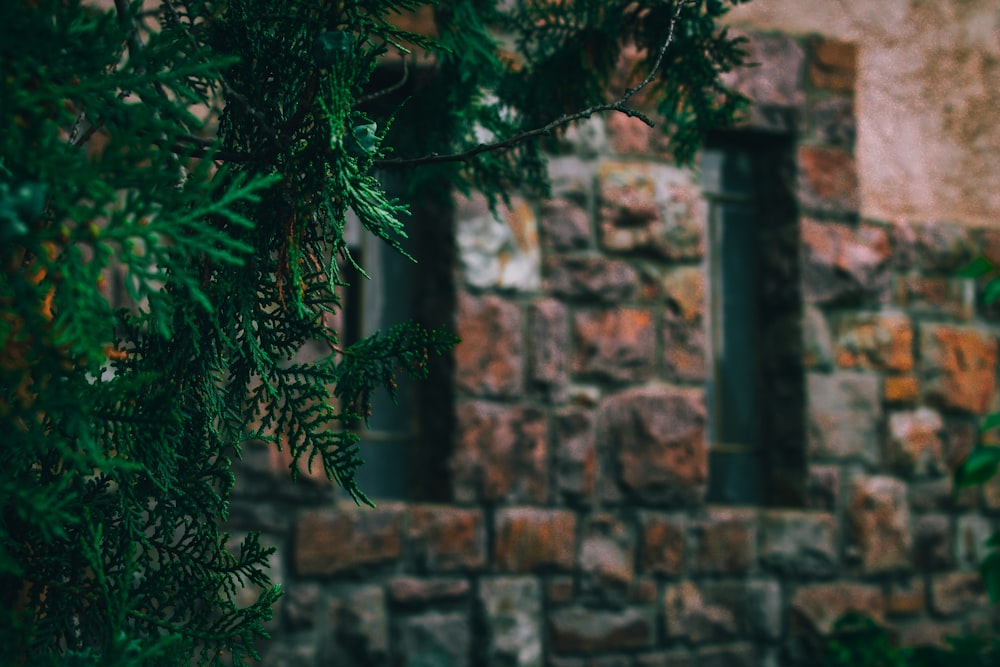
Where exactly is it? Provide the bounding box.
[956,515,994,569]
[545,256,638,303]
[452,401,547,504]
[943,420,978,472]
[931,572,986,617]
[892,275,975,321]
[546,577,575,605]
[801,219,890,304]
[598,161,706,260]
[702,580,783,640]
[607,112,657,154]
[789,583,884,636]
[388,577,471,606]
[579,514,635,596]
[721,32,805,108]
[635,651,695,667]
[573,308,656,382]
[759,511,838,578]
[806,465,839,511]
[529,299,568,395]
[455,192,540,291]
[325,585,389,666]
[913,514,953,570]
[895,621,963,649]
[809,37,856,92]
[662,267,708,381]
[639,512,686,577]
[479,576,543,667]
[797,146,858,213]
[885,375,920,404]
[494,507,576,572]
[802,305,834,369]
[908,477,977,513]
[295,504,405,576]
[456,293,523,397]
[663,581,738,644]
[921,324,998,414]
[893,221,976,273]
[887,408,945,476]
[809,96,856,146]
[887,579,926,617]
[833,311,913,372]
[398,611,471,667]
[538,199,591,251]
[602,387,708,507]
[692,510,756,576]
[554,408,597,503]
[696,643,759,667]
[807,372,881,464]
[848,476,912,573]
[408,505,487,572]
[283,582,320,632]
[549,606,655,653]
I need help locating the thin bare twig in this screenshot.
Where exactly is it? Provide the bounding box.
[373,1,690,169]
[354,53,410,107]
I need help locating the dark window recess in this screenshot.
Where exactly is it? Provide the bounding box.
[702,134,806,506]
[341,172,456,502]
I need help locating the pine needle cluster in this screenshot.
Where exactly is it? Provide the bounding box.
[0,0,748,663]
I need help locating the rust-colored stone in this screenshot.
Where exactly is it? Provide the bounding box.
[931,572,986,617]
[797,145,859,213]
[808,38,856,92]
[801,219,890,304]
[789,583,884,636]
[553,408,597,503]
[834,311,913,371]
[538,199,591,251]
[408,505,487,572]
[544,255,638,302]
[885,375,920,404]
[887,408,945,477]
[639,512,686,577]
[693,510,756,576]
[294,504,405,576]
[848,476,912,573]
[573,308,656,382]
[887,579,926,617]
[663,581,738,644]
[494,507,576,572]
[528,298,568,395]
[456,292,522,397]
[921,324,998,414]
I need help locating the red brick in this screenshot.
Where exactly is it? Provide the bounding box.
[789,583,884,636]
[408,505,486,572]
[602,387,708,507]
[921,324,998,414]
[797,146,859,213]
[834,311,913,372]
[294,503,405,576]
[456,292,522,397]
[494,507,576,572]
[573,308,656,382]
[693,510,756,576]
[639,512,686,577]
[451,401,547,504]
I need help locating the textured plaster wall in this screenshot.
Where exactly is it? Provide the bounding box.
[726,0,1000,227]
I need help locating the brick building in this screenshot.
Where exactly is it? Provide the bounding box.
[227,3,1000,665]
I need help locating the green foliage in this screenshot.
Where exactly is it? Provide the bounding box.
[0,0,747,664]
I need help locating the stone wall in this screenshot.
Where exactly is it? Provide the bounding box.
[225,32,1000,667]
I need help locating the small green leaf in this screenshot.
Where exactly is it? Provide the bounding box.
[959,255,995,278]
[982,412,1000,433]
[980,551,1000,602]
[955,446,1000,487]
[984,277,1000,306]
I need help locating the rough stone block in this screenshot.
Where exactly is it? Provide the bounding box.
[789,583,884,636]
[806,465,840,511]
[759,510,838,578]
[456,293,523,397]
[455,192,540,291]
[797,145,858,213]
[294,503,405,576]
[893,221,976,273]
[801,219,890,304]
[702,580,783,640]
[598,161,706,260]
[833,311,913,372]
[387,577,471,606]
[892,275,975,321]
[602,386,708,507]
[721,32,805,108]
[887,408,945,477]
[538,199,591,251]
[554,408,597,504]
[808,37,856,92]
[398,611,471,667]
[494,507,576,572]
[802,304,834,369]
[479,576,543,667]
[931,572,985,617]
[638,512,686,577]
[545,255,638,303]
[809,96,856,147]
[663,581,738,644]
[884,375,920,404]
[696,643,759,667]
[573,308,656,383]
[549,606,655,653]
[529,299,569,395]
[807,372,881,465]
[692,510,756,576]
[662,267,708,381]
[635,651,695,667]
[921,324,998,415]
[408,505,487,572]
[325,585,389,666]
[579,514,635,597]
[913,514,953,571]
[887,579,926,617]
[451,401,547,504]
[956,515,994,569]
[848,475,912,573]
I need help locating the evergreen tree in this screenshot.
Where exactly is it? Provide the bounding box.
[0,0,748,663]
